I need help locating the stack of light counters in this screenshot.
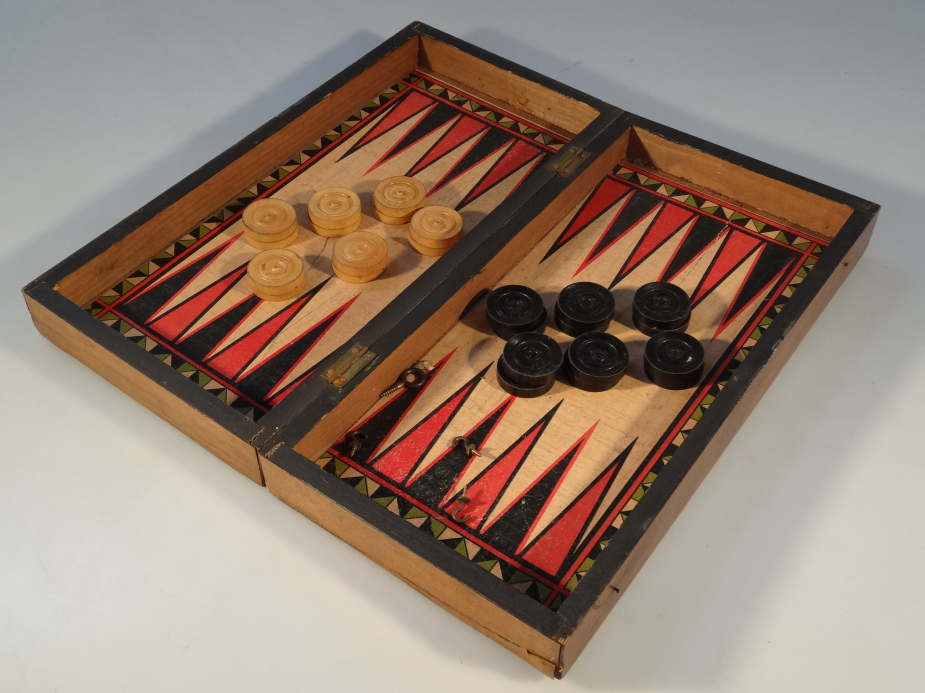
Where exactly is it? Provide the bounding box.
[564,332,629,392]
[408,205,464,256]
[554,282,615,336]
[332,231,389,284]
[372,176,426,224]
[247,249,305,301]
[497,333,563,398]
[308,187,361,237]
[242,198,298,249]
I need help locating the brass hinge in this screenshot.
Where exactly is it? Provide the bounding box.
[323,344,377,389]
[550,146,589,177]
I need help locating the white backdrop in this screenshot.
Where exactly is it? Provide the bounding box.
[2,2,923,691]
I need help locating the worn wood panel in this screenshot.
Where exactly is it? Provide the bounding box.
[627,128,853,240]
[418,35,600,136]
[25,288,263,483]
[262,453,562,676]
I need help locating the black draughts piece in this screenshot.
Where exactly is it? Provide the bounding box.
[564,332,629,392]
[632,281,691,336]
[554,282,615,336]
[643,331,704,390]
[486,285,547,340]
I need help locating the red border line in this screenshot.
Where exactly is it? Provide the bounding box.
[617,163,829,250]
[557,249,810,588]
[399,75,566,150]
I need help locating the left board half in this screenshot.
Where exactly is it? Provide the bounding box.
[22,23,613,484]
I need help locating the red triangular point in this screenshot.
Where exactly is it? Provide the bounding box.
[444,408,557,530]
[253,294,360,391]
[617,204,695,280]
[458,140,543,207]
[363,102,439,175]
[205,292,314,380]
[484,421,597,539]
[407,116,488,177]
[572,198,663,277]
[135,232,242,301]
[426,135,509,197]
[372,381,477,482]
[519,453,621,577]
[712,260,792,340]
[557,178,633,247]
[406,395,514,485]
[352,90,435,152]
[691,231,763,305]
[149,265,247,342]
[366,350,457,460]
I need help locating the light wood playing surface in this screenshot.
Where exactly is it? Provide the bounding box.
[329,163,826,608]
[86,72,567,419]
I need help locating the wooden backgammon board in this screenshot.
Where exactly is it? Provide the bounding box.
[22,22,878,678]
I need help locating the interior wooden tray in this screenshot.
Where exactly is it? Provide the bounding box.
[22,23,613,484]
[260,116,878,677]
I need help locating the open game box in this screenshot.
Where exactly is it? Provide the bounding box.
[23,22,878,677]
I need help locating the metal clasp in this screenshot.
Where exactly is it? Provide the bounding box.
[323,343,378,389]
[551,146,589,177]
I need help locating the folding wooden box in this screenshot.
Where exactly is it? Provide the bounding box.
[23,22,878,678]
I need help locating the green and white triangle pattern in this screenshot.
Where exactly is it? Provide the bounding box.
[84,312,256,419]
[316,452,558,606]
[614,167,827,256]
[409,74,566,149]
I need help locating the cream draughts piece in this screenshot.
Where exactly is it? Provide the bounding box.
[242,198,298,249]
[408,235,447,257]
[308,187,362,237]
[409,205,463,255]
[247,248,306,301]
[373,176,426,224]
[332,231,389,283]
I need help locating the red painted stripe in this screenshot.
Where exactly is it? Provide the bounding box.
[691,231,762,305]
[372,382,476,483]
[149,265,247,342]
[619,203,695,278]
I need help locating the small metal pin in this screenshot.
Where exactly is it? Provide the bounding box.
[379,363,432,398]
[344,430,367,458]
[379,381,404,398]
[452,436,481,457]
[451,486,473,523]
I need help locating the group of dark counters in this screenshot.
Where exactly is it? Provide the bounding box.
[485,281,705,398]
